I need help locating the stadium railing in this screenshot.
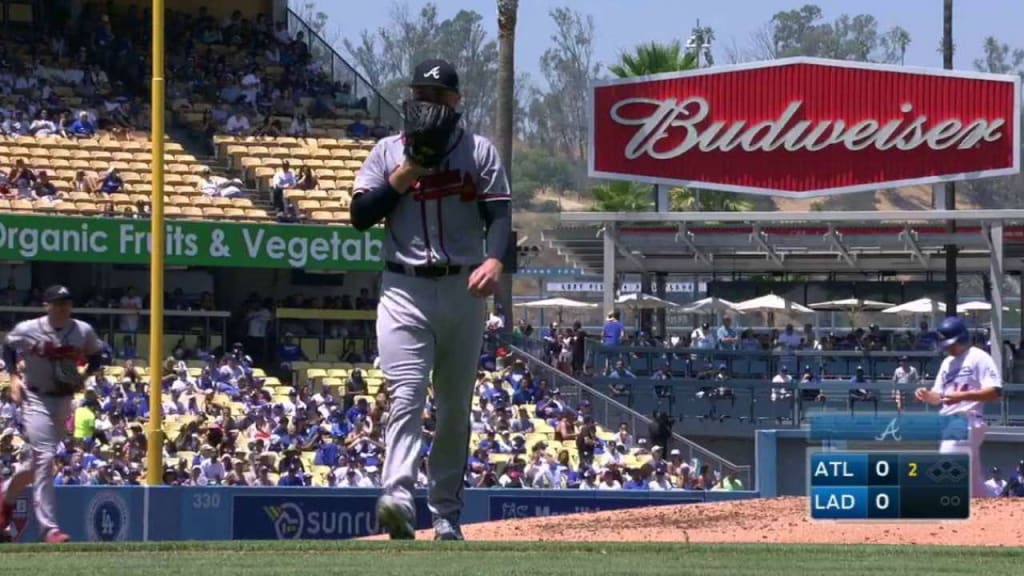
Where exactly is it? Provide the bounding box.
[0,306,230,356]
[286,8,402,129]
[589,343,946,380]
[507,343,752,488]
[585,376,1024,428]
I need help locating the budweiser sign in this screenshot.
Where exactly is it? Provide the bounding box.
[590,58,1021,197]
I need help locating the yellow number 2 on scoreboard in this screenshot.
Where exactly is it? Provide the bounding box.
[908,462,918,477]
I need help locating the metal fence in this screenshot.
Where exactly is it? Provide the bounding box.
[585,377,1024,428]
[507,344,752,489]
[286,9,402,129]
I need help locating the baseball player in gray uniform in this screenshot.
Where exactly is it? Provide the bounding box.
[0,285,105,543]
[350,58,511,540]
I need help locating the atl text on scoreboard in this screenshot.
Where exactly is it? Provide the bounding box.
[809,452,970,520]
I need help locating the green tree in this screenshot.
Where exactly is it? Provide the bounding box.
[608,41,696,77]
[344,3,500,135]
[670,187,754,212]
[592,181,653,212]
[974,36,1024,77]
[537,7,600,162]
[510,148,575,209]
[762,4,911,63]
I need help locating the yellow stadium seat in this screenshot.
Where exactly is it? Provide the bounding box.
[310,210,332,221]
[244,208,269,219]
[223,208,245,219]
[165,205,183,217]
[181,206,204,219]
[202,207,225,219]
[192,196,212,207]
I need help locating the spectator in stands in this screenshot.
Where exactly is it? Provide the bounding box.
[225,109,251,136]
[100,167,125,194]
[119,286,143,332]
[891,355,919,411]
[288,112,311,136]
[346,113,370,139]
[713,471,744,491]
[985,467,1007,498]
[73,170,99,195]
[8,159,35,193]
[717,317,738,350]
[602,311,624,347]
[68,110,97,138]
[771,366,793,402]
[29,109,58,137]
[254,116,283,137]
[276,332,307,371]
[271,160,296,211]
[197,167,244,198]
[598,468,622,490]
[33,171,62,202]
[848,365,878,415]
[915,321,938,351]
[296,166,318,191]
[240,66,261,108]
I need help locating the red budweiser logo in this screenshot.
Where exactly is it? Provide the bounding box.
[590,58,1021,197]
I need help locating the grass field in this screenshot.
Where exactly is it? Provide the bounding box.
[2,541,1022,576]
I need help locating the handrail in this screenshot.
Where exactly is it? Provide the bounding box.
[0,306,231,318]
[507,343,751,473]
[286,8,402,128]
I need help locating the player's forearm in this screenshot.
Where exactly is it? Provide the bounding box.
[482,200,511,261]
[349,186,402,231]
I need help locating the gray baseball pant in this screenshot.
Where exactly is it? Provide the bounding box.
[2,389,71,535]
[376,270,485,523]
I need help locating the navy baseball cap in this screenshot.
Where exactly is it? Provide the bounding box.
[409,59,459,94]
[43,285,72,303]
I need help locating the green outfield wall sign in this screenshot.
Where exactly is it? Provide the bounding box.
[0,214,383,271]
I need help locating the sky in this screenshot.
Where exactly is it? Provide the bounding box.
[314,0,1023,86]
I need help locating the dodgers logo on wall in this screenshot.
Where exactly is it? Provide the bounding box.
[86,491,129,541]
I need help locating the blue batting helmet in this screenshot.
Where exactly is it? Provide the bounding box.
[937,316,970,350]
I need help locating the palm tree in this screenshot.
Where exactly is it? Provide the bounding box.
[592,181,653,211]
[494,0,518,335]
[608,41,696,78]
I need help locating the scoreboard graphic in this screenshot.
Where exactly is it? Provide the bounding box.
[808,452,970,521]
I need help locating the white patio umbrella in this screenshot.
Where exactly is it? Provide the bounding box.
[516,297,598,322]
[680,296,743,315]
[734,294,814,314]
[809,298,895,311]
[956,301,1011,313]
[516,297,599,310]
[615,292,679,310]
[881,298,947,315]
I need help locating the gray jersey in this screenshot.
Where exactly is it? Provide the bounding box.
[353,130,511,266]
[5,317,103,395]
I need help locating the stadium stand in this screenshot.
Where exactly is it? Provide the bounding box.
[0,2,744,495]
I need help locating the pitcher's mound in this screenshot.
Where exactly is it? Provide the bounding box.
[369,497,1024,545]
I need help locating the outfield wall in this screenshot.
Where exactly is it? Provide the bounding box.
[8,487,758,542]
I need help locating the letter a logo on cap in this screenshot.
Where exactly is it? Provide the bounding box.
[424,66,441,79]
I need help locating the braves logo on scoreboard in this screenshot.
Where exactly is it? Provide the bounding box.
[590,58,1020,198]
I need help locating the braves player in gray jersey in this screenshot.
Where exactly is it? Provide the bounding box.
[0,285,106,543]
[350,59,511,540]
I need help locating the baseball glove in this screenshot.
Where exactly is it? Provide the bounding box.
[53,358,85,396]
[403,100,460,168]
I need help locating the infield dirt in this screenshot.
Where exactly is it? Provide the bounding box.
[370,497,1024,545]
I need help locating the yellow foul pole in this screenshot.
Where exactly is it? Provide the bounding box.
[146,0,166,486]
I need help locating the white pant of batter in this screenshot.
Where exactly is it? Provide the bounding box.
[939,416,987,498]
[376,270,485,523]
[2,389,71,534]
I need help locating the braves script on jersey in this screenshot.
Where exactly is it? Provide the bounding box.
[353,133,510,266]
[931,346,1002,416]
[5,317,102,395]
